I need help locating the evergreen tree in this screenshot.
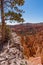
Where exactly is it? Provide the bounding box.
[0,0,24,43]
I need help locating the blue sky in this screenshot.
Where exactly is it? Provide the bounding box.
[22,0,43,23]
[0,0,43,24]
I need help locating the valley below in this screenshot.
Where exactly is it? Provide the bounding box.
[0,23,43,65]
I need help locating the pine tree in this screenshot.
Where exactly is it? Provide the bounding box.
[0,0,24,43]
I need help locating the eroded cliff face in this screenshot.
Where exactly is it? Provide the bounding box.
[0,32,42,65]
[20,31,43,64]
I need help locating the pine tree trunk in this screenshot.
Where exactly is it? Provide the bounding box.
[1,0,6,43]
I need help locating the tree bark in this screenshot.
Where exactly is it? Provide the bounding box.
[1,0,6,43]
